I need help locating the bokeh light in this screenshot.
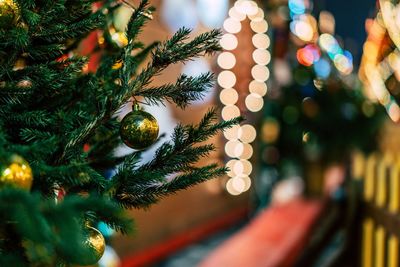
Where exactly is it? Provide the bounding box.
[250,20,269,33]
[238,124,257,143]
[220,34,238,50]
[223,17,242,34]
[219,0,270,196]
[249,80,268,96]
[222,105,240,120]
[313,58,331,78]
[218,52,237,69]
[288,0,307,15]
[226,178,242,195]
[223,124,241,140]
[218,70,237,88]
[239,144,254,160]
[252,33,270,49]
[220,88,239,105]
[251,65,270,81]
[252,49,271,65]
[245,93,264,112]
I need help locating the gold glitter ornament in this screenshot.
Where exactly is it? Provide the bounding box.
[108,26,128,48]
[0,154,33,191]
[0,0,19,28]
[120,104,159,150]
[79,226,106,266]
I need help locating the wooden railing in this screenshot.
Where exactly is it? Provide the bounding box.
[353,152,400,267]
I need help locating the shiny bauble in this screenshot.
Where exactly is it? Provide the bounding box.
[0,0,19,28]
[0,154,33,191]
[100,26,128,50]
[120,108,159,150]
[79,226,106,266]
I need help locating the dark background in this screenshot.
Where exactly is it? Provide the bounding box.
[313,0,377,64]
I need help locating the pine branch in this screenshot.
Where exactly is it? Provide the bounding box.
[136,73,215,108]
[111,110,242,208]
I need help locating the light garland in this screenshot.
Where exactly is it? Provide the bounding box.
[288,0,353,76]
[218,0,271,196]
[359,12,400,122]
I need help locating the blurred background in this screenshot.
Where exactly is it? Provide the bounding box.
[87,0,400,266]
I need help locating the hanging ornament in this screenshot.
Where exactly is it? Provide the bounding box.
[120,103,159,150]
[0,0,19,28]
[100,26,128,50]
[16,79,32,89]
[79,226,106,266]
[13,58,26,71]
[0,154,33,191]
[108,26,128,48]
[53,183,66,204]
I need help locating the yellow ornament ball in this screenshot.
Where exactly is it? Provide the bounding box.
[0,0,19,28]
[120,105,159,150]
[0,154,33,191]
[79,226,106,266]
[107,26,128,48]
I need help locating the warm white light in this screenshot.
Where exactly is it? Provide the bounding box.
[240,160,253,175]
[229,7,246,21]
[293,20,314,42]
[251,65,270,81]
[389,102,400,122]
[241,175,252,191]
[231,176,246,192]
[226,178,242,195]
[225,140,241,158]
[252,49,271,65]
[250,20,268,33]
[249,80,268,96]
[234,142,245,157]
[220,34,238,50]
[218,52,236,69]
[238,124,257,143]
[223,17,242,33]
[221,0,270,196]
[239,143,253,159]
[226,159,238,177]
[248,8,264,21]
[252,33,270,49]
[219,88,239,105]
[218,70,237,88]
[223,124,241,140]
[221,105,241,120]
[233,160,244,175]
[245,93,264,112]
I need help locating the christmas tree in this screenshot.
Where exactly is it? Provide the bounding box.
[0,0,240,265]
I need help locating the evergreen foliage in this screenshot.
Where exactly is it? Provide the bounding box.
[0,0,240,265]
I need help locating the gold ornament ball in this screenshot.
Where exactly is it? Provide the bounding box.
[0,154,33,191]
[106,26,128,49]
[0,0,19,28]
[120,109,159,150]
[80,226,106,266]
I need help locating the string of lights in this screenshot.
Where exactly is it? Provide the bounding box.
[359,0,400,122]
[218,0,271,196]
[288,0,353,77]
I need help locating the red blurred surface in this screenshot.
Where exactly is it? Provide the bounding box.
[121,205,248,267]
[199,198,323,267]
